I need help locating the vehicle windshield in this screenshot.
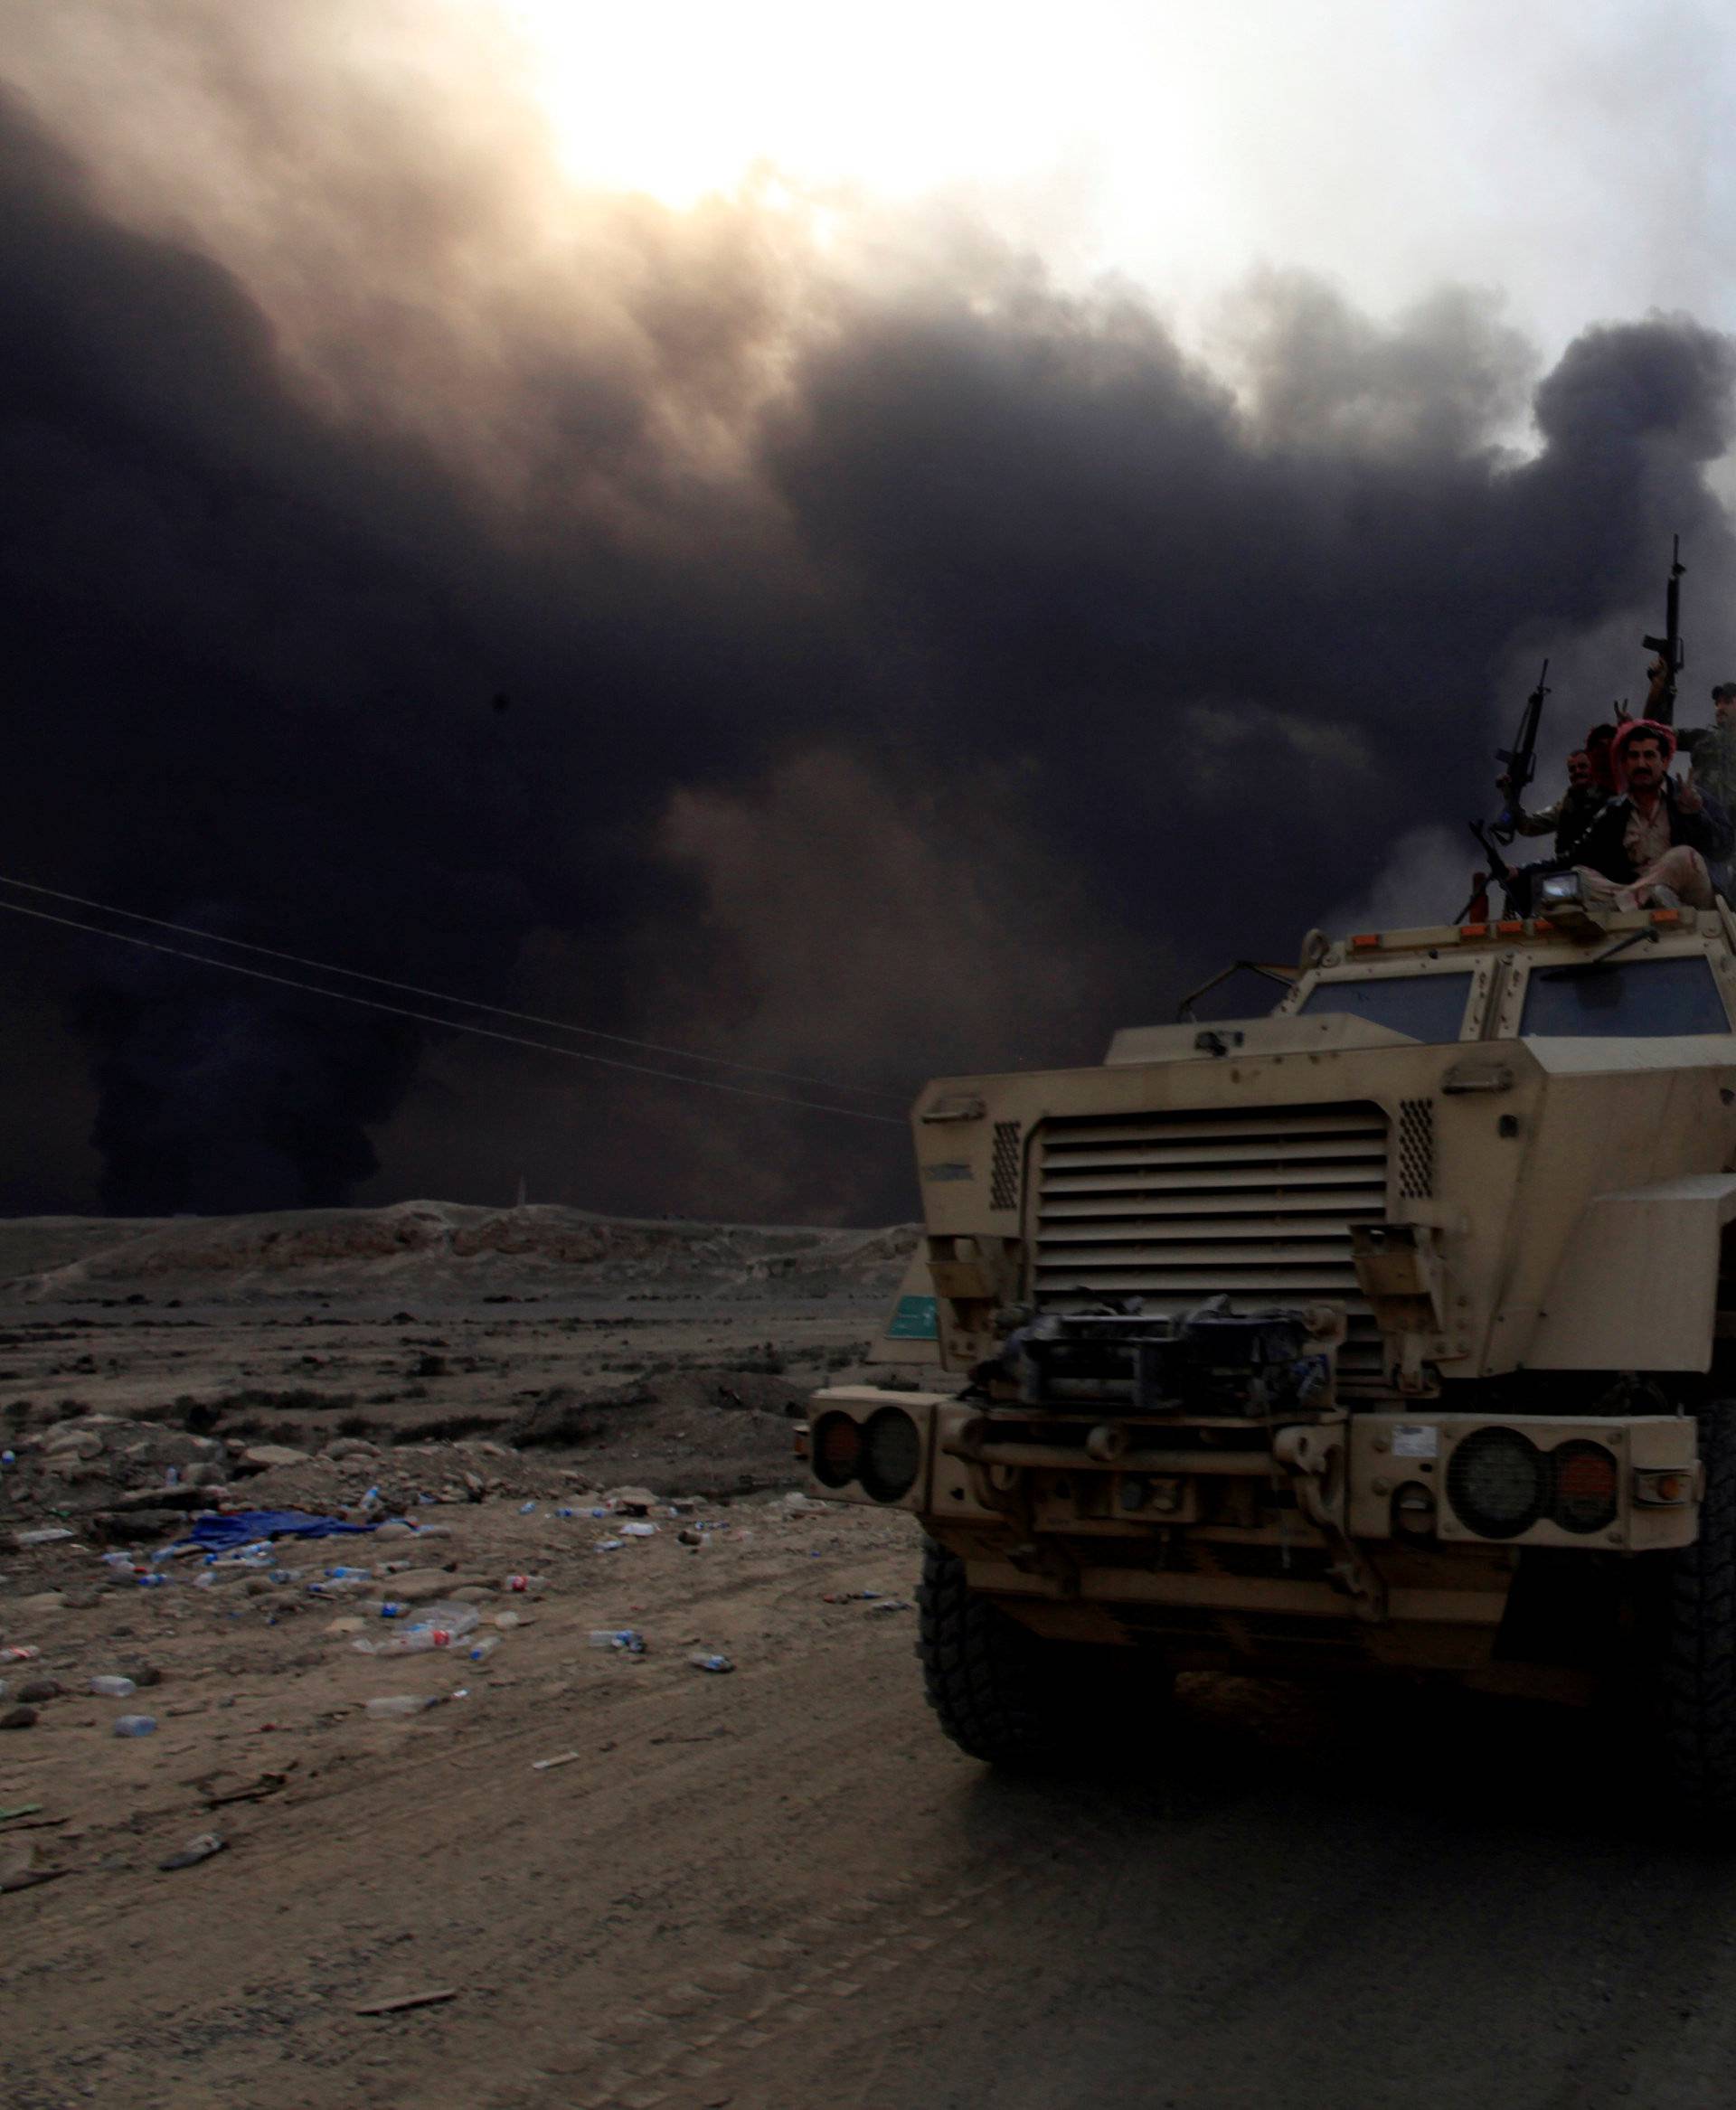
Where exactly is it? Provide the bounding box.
[1294,972,1474,1042]
[1521,955,1731,1037]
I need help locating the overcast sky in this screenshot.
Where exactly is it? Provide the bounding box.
[2,0,1733,1223]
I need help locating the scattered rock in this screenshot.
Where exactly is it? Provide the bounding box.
[241,1444,311,1471]
[17,1678,63,1703]
[158,1832,225,1871]
[139,1431,222,1469]
[0,1706,38,1730]
[113,1484,206,1511]
[603,1485,658,1515]
[381,1568,461,1605]
[41,1426,102,1460]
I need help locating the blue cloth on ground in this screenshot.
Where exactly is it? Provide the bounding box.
[176,1510,383,1552]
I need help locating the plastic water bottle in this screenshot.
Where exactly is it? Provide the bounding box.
[467,1634,503,1663]
[588,1628,646,1654]
[378,1629,444,1655]
[326,1565,372,1580]
[137,1573,169,1589]
[102,1552,137,1573]
[504,1573,543,1593]
[90,1675,137,1698]
[364,1694,427,1719]
[411,1603,479,1638]
[518,1501,537,1515]
[113,1715,157,1737]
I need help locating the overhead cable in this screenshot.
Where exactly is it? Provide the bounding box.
[0,871,906,1104]
[0,897,907,1128]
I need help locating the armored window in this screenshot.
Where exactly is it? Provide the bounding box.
[1295,972,1474,1044]
[1521,956,1731,1038]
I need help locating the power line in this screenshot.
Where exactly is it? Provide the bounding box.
[0,896,908,1128]
[0,871,907,1104]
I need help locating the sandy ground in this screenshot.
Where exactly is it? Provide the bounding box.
[6,1214,1736,2108]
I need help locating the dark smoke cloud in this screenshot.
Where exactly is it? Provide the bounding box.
[1,16,1733,1224]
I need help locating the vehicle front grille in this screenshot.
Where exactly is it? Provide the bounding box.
[1032,1102,1391,1395]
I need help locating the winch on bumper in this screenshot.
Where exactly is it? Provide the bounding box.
[804,1305,1702,1654]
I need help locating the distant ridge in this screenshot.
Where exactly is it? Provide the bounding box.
[0,1201,918,1303]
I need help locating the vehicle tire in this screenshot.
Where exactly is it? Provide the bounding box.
[1661,1399,1736,1821]
[916,1534,1169,1768]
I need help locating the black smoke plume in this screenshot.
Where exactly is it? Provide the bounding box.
[1,26,1732,1222]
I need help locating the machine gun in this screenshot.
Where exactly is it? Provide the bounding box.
[1643,535,1686,725]
[1467,820,1515,913]
[1467,819,1575,924]
[1490,658,1551,844]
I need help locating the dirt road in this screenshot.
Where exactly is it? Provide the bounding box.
[8,1479,1736,2110]
[3,1226,1734,2110]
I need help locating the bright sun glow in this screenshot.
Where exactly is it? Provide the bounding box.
[491,0,1107,206]
[483,0,1721,363]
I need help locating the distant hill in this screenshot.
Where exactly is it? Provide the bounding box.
[0,1201,918,1304]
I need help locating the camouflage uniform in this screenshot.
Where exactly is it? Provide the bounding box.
[1511,783,1607,862]
[1681,721,1736,893]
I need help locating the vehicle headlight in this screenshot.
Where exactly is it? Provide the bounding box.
[858,1408,922,1503]
[1446,1427,1547,1540]
[1549,1439,1619,1535]
[1536,871,1585,909]
[811,1411,863,1490]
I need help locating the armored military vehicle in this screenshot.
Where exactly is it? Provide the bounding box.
[807,895,1736,1810]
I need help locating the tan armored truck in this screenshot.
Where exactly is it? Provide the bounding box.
[806,896,1736,1809]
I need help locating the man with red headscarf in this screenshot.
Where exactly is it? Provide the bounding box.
[1572,720,1733,909]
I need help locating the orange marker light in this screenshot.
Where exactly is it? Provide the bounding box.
[1459,923,1489,940]
[1350,934,1381,951]
[1497,919,1524,937]
[1651,909,1682,927]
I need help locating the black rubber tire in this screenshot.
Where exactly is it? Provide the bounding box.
[916,1534,1169,1768]
[1661,1400,1736,1820]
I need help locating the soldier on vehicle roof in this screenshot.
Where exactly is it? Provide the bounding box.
[1501,746,1608,861]
[1680,683,1736,810]
[1571,719,1733,910]
[1584,721,1620,796]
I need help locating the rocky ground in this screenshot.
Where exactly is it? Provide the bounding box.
[8,1205,1736,2110]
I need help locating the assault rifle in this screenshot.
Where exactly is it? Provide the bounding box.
[1490,658,1552,845]
[1643,535,1685,725]
[1468,819,1565,923]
